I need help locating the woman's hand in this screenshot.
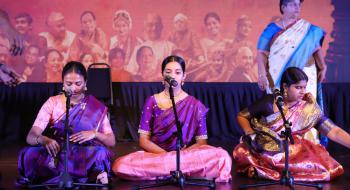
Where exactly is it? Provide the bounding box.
[257,75,268,91]
[41,136,61,157]
[317,68,327,82]
[302,92,315,104]
[69,130,96,144]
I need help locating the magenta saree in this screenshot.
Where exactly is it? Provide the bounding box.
[233,95,343,182]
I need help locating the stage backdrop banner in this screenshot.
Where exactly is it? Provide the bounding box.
[1,0,345,82]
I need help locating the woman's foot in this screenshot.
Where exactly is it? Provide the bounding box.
[247,167,257,178]
[96,172,108,184]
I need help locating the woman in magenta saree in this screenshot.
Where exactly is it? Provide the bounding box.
[113,55,232,182]
[17,61,115,185]
[233,67,350,182]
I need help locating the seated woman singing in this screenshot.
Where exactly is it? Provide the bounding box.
[112,55,232,182]
[17,61,115,185]
[233,67,350,181]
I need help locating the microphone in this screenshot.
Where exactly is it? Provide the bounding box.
[273,88,283,107]
[164,75,178,87]
[62,88,73,97]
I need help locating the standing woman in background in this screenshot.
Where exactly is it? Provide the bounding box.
[257,0,327,98]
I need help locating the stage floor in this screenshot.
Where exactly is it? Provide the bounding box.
[1,142,349,190]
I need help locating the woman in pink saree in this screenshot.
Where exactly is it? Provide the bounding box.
[113,55,232,182]
[233,67,350,182]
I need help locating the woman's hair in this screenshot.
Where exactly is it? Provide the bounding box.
[204,12,221,25]
[62,61,87,81]
[136,45,153,62]
[79,53,95,62]
[45,49,63,62]
[113,10,132,29]
[280,67,308,95]
[236,15,250,27]
[161,55,186,73]
[279,0,304,14]
[109,47,125,61]
[80,10,96,22]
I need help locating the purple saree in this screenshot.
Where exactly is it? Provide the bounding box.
[17,95,113,184]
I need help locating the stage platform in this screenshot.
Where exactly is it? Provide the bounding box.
[1,142,350,190]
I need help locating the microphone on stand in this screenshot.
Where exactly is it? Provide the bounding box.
[62,89,73,97]
[165,75,178,88]
[273,88,284,108]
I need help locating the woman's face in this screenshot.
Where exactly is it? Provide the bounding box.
[285,80,307,102]
[174,19,187,32]
[205,17,221,36]
[81,54,94,69]
[63,72,86,97]
[237,20,252,38]
[47,51,63,73]
[24,47,40,65]
[162,61,185,89]
[282,0,301,18]
[114,19,130,37]
[138,48,155,71]
[81,13,96,34]
[110,52,125,68]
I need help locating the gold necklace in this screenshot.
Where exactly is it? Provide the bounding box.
[156,91,184,110]
[163,90,183,99]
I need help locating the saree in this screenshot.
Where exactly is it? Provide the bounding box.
[233,95,343,182]
[17,95,113,184]
[257,19,325,98]
[113,95,232,182]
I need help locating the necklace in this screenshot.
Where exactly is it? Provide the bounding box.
[164,90,183,99]
[281,19,286,29]
[156,91,184,110]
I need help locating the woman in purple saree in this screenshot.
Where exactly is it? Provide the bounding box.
[17,61,115,185]
[112,55,232,182]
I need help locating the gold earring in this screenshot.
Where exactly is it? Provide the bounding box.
[284,89,288,98]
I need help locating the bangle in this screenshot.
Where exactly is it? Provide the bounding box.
[94,131,98,139]
[35,135,41,145]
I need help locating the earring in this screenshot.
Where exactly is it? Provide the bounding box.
[181,81,184,86]
[84,86,87,91]
[62,86,65,91]
[284,88,288,98]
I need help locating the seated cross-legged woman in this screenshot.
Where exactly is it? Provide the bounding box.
[17,61,115,186]
[112,55,232,182]
[233,67,349,181]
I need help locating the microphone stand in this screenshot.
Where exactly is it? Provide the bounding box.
[134,86,215,190]
[29,92,108,189]
[239,100,323,190]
